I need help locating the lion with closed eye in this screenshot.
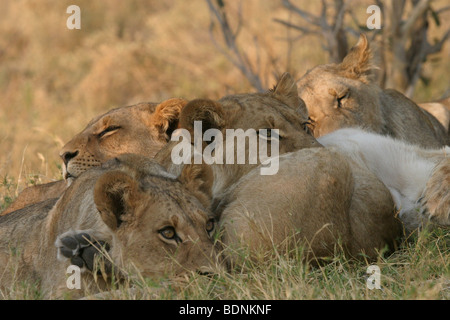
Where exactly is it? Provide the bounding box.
[1,98,187,215]
[0,154,217,299]
[297,34,448,148]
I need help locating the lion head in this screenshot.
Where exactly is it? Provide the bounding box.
[90,154,217,277]
[297,34,448,148]
[153,73,322,200]
[0,154,219,298]
[59,98,187,180]
[180,73,318,152]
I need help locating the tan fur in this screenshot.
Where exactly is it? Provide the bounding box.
[155,73,402,266]
[0,154,216,299]
[1,180,66,216]
[419,157,450,226]
[317,127,450,232]
[60,98,187,179]
[297,34,448,148]
[216,149,401,265]
[2,98,187,215]
[156,73,321,204]
[419,97,450,133]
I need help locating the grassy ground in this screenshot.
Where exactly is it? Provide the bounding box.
[175,228,449,300]
[0,1,449,300]
[1,226,448,300]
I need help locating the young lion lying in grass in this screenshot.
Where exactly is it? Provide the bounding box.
[0,154,217,299]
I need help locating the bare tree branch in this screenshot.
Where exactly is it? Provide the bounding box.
[279,0,352,62]
[281,0,322,26]
[272,18,321,35]
[401,0,431,35]
[205,0,265,91]
[427,28,450,54]
[436,5,450,14]
[207,0,449,96]
[333,0,347,36]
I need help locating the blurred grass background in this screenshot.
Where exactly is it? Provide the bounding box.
[0,0,448,202]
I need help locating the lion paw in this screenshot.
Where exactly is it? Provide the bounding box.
[56,230,111,272]
[417,159,450,226]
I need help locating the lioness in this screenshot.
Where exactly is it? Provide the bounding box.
[0,154,217,299]
[1,98,187,215]
[155,72,321,205]
[54,73,447,270]
[297,34,448,148]
[215,147,402,265]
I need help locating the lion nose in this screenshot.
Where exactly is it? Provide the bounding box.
[60,151,79,166]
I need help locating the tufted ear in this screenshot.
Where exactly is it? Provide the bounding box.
[270,72,301,110]
[179,99,226,135]
[337,33,374,83]
[94,171,141,230]
[178,163,213,209]
[153,98,188,140]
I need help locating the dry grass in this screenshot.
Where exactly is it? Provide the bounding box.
[1,227,448,300]
[0,0,449,300]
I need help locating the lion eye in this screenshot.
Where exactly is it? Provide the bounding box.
[159,226,176,240]
[206,219,215,233]
[302,119,313,133]
[336,90,349,108]
[98,126,121,138]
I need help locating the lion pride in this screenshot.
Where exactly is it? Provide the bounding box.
[58,73,402,274]
[156,73,403,265]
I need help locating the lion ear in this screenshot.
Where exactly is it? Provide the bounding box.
[297,98,310,122]
[178,163,213,209]
[179,99,226,135]
[337,33,373,83]
[270,72,301,110]
[94,171,141,230]
[153,98,188,140]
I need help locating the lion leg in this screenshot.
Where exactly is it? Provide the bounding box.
[55,229,111,273]
[418,158,450,226]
